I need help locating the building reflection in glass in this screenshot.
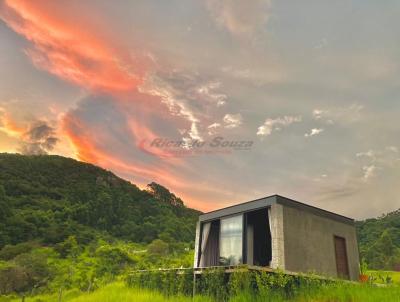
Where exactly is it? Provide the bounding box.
[219,215,243,265]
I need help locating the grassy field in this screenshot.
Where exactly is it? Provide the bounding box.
[367,270,400,284]
[1,283,211,302]
[2,281,400,302]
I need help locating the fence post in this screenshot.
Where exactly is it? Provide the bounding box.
[192,270,196,298]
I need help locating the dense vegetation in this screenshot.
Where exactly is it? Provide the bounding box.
[6,273,399,302]
[1,153,400,301]
[0,153,199,295]
[127,267,400,301]
[357,210,400,270]
[0,239,195,296]
[0,153,200,247]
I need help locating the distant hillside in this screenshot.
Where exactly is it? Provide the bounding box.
[2,152,400,271]
[357,210,400,270]
[0,153,201,248]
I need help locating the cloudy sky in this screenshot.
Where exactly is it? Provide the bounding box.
[1,0,399,219]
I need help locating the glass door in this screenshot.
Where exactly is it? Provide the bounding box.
[219,214,243,265]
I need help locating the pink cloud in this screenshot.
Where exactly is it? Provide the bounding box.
[0,0,232,212]
[0,0,145,94]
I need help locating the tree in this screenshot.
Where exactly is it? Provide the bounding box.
[0,185,10,220]
[0,242,35,261]
[147,182,184,207]
[13,251,51,291]
[0,265,30,294]
[365,230,398,269]
[55,236,80,259]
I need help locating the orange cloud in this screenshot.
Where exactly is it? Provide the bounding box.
[61,109,224,212]
[61,113,100,163]
[62,111,183,187]
[0,0,216,211]
[129,118,182,160]
[0,0,175,157]
[0,111,27,138]
[0,0,166,144]
[0,0,144,94]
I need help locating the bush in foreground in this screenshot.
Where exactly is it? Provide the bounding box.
[126,268,400,302]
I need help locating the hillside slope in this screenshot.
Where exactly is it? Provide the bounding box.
[357,210,400,270]
[0,153,200,248]
[2,152,399,271]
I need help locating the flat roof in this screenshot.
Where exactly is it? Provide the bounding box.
[199,194,354,225]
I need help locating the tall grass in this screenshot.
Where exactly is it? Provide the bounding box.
[367,270,400,284]
[6,283,212,302]
[4,279,400,302]
[231,283,400,302]
[67,283,210,302]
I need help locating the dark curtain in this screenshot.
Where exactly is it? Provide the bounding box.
[204,220,219,266]
[246,208,271,267]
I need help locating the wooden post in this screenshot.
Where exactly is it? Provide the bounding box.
[21,295,25,302]
[192,270,196,298]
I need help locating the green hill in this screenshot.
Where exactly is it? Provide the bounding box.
[0,153,201,248]
[357,210,400,270]
[2,152,400,296]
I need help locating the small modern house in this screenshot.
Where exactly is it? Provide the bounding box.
[194,195,360,280]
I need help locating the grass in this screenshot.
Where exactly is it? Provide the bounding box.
[2,279,400,302]
[229,282,400,302]
[66,283,210,302]
[3,283,212,302]
[292,283,400,302]
[367,270,400,284]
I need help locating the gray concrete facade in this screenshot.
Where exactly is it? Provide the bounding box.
[269,203,285,269]
[194,194,360,281]
[282,204,360,280]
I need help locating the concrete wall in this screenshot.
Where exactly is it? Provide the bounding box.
[270,204,285,269]
[282,205,359,280]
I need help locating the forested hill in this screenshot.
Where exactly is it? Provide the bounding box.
[357,210,400,270]
[2,152,400,271]
[0,153,201,248]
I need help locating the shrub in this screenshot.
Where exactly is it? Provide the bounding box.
[95,244,136,276]
[0,242,36,261]
[0,265,30,294]
[126,267,341,301]
[228,269,253,297]
[147,239,169,256]
[197,268,228,301]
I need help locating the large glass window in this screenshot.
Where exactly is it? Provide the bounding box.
[219,215,243,266]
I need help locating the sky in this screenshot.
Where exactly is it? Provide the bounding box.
[1,0,400,219]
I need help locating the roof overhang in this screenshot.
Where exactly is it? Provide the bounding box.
[199,194,354,225]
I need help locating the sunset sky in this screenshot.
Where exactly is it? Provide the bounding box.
[1,0,400,218]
